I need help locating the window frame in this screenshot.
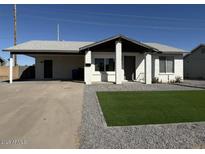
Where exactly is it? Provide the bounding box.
[105,58,115,71]
[94,58,105,72]
[94,58,115,72]
[159,56,174,73]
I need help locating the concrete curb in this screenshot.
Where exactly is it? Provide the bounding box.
[95,93,108,128]
[95,90,205,129]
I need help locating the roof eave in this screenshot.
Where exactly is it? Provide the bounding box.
[159,51,185,54]
[3,49,80,53]
[79,34,160,53]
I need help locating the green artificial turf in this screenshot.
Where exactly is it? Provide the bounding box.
[97,91,205,126]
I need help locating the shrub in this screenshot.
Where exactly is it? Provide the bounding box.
[175,76,182,83]
[169,80,175,84]
[152,77,159,83]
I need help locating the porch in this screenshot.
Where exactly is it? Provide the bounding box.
[81,35,158,84]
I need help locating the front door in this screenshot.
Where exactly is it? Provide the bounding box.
[124,56,135,81]
[44,60,53,79]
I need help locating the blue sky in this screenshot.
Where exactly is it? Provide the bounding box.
[1,4,205,65]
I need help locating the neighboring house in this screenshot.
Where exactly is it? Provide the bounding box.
[3,34,185,84]
[184,44,205,79]
[0,56,6,66]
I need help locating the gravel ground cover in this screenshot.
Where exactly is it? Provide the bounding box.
[80,82,205,148]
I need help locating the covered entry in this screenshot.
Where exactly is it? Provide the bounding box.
[80,34,159,84]
[3,40,92,83]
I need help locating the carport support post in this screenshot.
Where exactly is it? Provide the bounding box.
[84,50,92,84]
[115,40,122,84]
[145,52,152,84]
[9,53,13,84]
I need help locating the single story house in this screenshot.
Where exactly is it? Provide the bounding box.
[4,34,186,84]
[184,44,205,79]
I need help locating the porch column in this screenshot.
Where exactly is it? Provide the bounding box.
[145,53,152,84]
[115,40,122,84]
[84,50,92,84]
[9,53,13,84]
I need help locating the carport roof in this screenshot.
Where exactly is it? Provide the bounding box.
[3,34,187,54]
[3,40,93,53]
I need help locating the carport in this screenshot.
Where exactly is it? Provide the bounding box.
[3,40,93,83]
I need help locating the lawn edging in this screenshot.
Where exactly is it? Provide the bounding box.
[105,120,205,128]
[95,92,108,127]
[96,91,205,128]
[96,90,205,127]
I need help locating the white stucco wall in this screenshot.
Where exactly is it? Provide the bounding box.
[91,52,116,82]
[135,53,145,82]
[152,54,184,83]
[184,47,205,79]
[123,52,145,82]
[90,52,145,83]
[115,41,122,84]
[84,50,92,84]
[145,53,152,84]
[34,54,84,80]
[32,52,183,83]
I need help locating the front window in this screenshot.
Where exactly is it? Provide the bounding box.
[95,58,115,71]
[105,58,115,71]
[159,56,174,73]
[95,58,104,71]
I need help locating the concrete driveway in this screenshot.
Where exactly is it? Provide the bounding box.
[0,81,84,148]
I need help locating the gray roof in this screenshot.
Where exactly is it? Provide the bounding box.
[3,36,186,54]
[144,43,187,53]
[3,40,93,53]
